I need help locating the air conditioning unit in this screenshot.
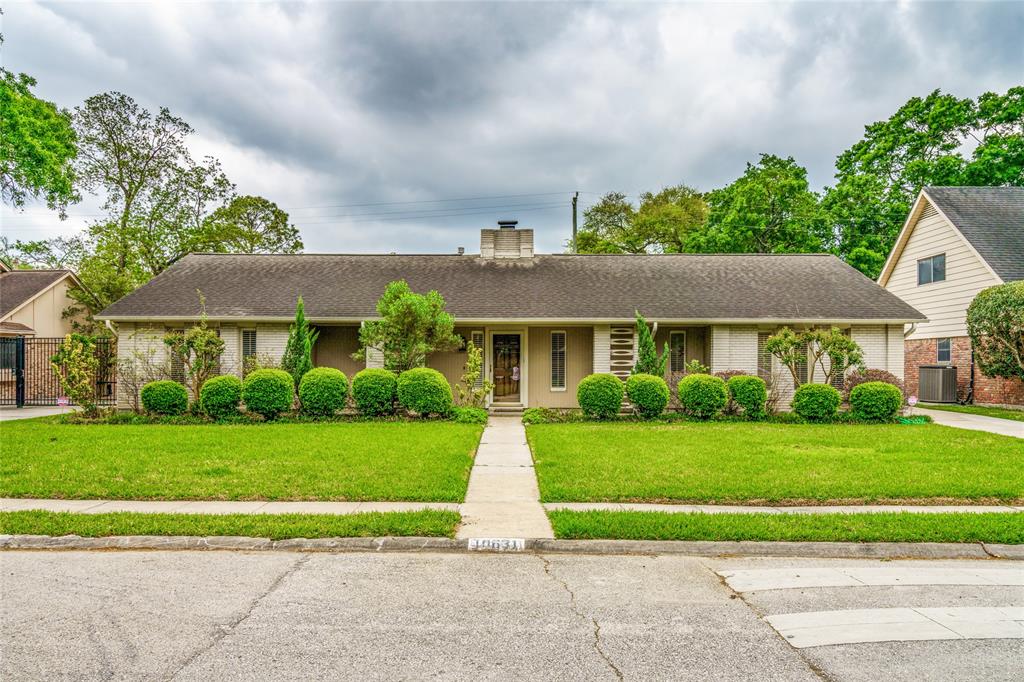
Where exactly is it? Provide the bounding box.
[919,365,957,403]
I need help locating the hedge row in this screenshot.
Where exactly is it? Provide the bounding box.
[139,366,458,420]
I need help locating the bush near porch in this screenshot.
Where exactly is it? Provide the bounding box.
[528,422,1024,505]
[1,419,482,502]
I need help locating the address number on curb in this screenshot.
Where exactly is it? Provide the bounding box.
[468,538,525,552]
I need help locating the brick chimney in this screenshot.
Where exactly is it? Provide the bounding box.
[480,219,534,259]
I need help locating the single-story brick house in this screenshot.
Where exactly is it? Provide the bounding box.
[879,186,1024,407]
[98,221,924,409]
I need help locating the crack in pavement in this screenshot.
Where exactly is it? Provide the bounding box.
[711,570,835,682]
[163,553,311,680]
[536,553,624,681]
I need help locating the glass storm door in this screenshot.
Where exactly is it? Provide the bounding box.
[492,334,521,402]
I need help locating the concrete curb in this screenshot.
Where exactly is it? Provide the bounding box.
[1,534,1018,559]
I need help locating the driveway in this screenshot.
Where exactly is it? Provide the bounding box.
[0,406,76,421]
[916,407,1024,438]
[1,550,1020,681]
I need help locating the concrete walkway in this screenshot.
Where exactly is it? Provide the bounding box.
[917,406,1024,438]
[0,406,76,421]
[456,416,554,539]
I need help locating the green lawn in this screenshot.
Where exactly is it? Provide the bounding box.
[0,510,460,539]
[0,419,482,502]
[547,510,1024,543]
[920,403,1024,422]
[529,422,1024,504]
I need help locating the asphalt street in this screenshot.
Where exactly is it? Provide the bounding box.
[1,550,1021,681]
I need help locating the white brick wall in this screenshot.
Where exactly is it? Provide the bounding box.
[220,324,240,377]
[256,324,289,363]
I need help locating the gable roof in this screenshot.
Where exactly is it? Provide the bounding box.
[923,187,1023,281]
[0,269,75,318]
[99,252,924,323]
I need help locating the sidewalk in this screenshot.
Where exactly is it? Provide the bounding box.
[456,416,554,539]
[917,406,1024,438]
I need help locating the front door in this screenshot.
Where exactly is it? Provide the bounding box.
[492,334,521,402]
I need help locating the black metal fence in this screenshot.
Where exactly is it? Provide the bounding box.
[0,337,117,407]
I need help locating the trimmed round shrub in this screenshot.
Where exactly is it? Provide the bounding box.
[727,375,767,418]
[451,406,488,424]
[298,367,349,416]
[241,368,294,419]
[577,373,624,420]
[397,367,453,417]
[352,368,398,416]
[843,368,904,402]
[792,383,841,421]
[677,373,727,418]
[199,375,242,418]
[850,381,903,422]
[625,373,670,419]
[141,380,188,416]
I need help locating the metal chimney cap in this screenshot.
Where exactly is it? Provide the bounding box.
[497,219,518,229]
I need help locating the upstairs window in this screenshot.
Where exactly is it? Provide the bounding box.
[937,338,951,363]
[550,331,566,390]
[917,253,946,285]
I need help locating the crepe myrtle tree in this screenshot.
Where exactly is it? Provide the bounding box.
[353,280,462,373]
[967,281,1024,382]
[163,292,225,401]
[766,326,864,386]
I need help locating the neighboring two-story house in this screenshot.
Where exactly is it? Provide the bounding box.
[879,186,1024,406]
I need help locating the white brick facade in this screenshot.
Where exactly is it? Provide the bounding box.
[851,324,904,376]
[709,325,758,374]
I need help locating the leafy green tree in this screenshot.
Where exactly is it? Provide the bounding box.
[455,341,493,408]
[163,294,226,401]
[764,327,807,387]
[280,296,318,388]
[50,334,100,417]
[967,281,1024,381]
[691,154,827,254]
[574,186,709,254]
[202,195,303,254]
[825,87,1024,278]
[632,311,668,376]
[354,280,462,372]
[805,327,864,385]
[0,70,78,214]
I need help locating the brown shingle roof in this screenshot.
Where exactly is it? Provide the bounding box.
[99,253,924,322]
[0,269,70,317]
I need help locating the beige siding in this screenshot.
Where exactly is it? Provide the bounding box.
[427,327,480,391]
[3,277,81,337]
[884,200,1002,339]
[527,326,593,408]
[313,325,363,379]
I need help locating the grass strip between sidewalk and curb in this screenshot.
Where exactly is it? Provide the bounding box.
[546,510,1024,544]
[920,403,1024,423]
[0,510,462,540]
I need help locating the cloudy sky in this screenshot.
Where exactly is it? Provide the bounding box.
[3,1,1022,254]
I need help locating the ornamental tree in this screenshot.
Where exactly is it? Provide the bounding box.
[805,327,864,385]
[967,281,1024,381]
[632,311,668,376]
[280,296,318,388]
[354,280,461,373]
[50,334,100,417]
[163,294,225,400]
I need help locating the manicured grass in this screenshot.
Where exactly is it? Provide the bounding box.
[529,422,1024,504]
[548,510,1024,544]
[0,419,482,502]
[920,403,1024,422]
[0,510,461,539]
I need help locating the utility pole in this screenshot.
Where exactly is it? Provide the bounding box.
[571,191,579,252]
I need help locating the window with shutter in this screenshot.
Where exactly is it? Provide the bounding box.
[242,330,257,360]
[669,332,686,373]
[757,332,772,381]
[550,331,566,390]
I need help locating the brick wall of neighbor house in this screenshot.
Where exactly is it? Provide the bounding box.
[905,336,1024,406]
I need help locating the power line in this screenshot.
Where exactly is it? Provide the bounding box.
[281,191,578,211]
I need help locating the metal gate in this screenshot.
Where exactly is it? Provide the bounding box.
[0,337,116,407]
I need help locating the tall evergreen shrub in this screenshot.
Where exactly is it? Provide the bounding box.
[280,296,318,389]
[632,311,668,376]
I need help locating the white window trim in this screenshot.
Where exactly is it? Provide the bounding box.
[917,252,946,286]
[669,330,687,374]
[241,328,258,360]
[550,330,567,392]
[937,337,952,364]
